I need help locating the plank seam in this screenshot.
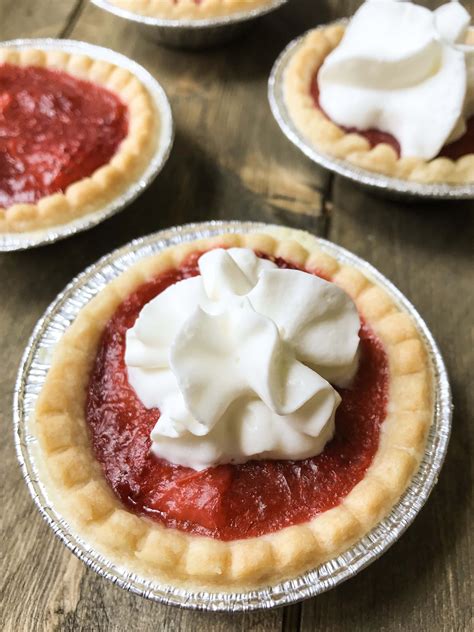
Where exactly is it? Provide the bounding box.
[320,173,335,239]
[58,0,87,39]
[282,602,303,632]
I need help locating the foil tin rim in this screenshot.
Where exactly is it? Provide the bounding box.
[268,28,474,201]
[91,0,288,28]
[0,38,174,252]
[14,220,452,611]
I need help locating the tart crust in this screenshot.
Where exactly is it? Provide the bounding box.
[283,25,474,185]
[34,230,433,591]
[108,0,277,20]
[0,47,158,233]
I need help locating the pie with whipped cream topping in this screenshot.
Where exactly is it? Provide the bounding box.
[107,0,278,20]
[283,0,474,184]
[0,46,158,233]
[34,230,433,590]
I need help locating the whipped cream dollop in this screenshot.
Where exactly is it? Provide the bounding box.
[318,0,474,160]
[125,248,360,471]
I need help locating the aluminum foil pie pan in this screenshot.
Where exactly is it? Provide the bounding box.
[0,39,174,253]
[91,0,288,49]
[14,220,452,611]
[268,29,474,201]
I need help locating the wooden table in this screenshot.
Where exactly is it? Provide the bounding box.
[1,1,473,630]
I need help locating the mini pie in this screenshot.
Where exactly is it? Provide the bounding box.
[107,0,278,20]
[34,229,433,591]
[0,47,158,234]
[283,25,474,185]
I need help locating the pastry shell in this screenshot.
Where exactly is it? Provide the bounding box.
[33,230,434,591]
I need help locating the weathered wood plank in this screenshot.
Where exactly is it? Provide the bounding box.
[68,0,330,219]
[0,0,77,40]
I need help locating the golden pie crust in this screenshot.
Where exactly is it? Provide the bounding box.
[283,25,474,185]
[0,47,158,234]
[34,230,433,591]
[108,0,276,19]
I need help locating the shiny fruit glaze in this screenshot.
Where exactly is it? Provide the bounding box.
[311,73,474,160]
[0,64,128,208]
[86,251,389,541]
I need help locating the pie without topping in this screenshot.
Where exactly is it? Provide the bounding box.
[283,25,474,184]
[33,230,434,591]
[107,0,278,20]
[0,47,158,233]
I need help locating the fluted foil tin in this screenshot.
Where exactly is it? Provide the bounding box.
[0,39,174,252]
[14,221,451,611]
[269,29,474,201]
[92,0,288,49]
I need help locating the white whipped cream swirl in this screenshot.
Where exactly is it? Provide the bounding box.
[125,248,360,471]
[318,0,474,160]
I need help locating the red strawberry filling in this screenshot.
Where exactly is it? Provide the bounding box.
[86,251,389,541]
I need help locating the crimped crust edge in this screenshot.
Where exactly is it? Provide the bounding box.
[108,0,277,20]
[34,230,434,591]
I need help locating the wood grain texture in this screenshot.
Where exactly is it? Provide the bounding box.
[0,0,78,40]
[0,1,473,631]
